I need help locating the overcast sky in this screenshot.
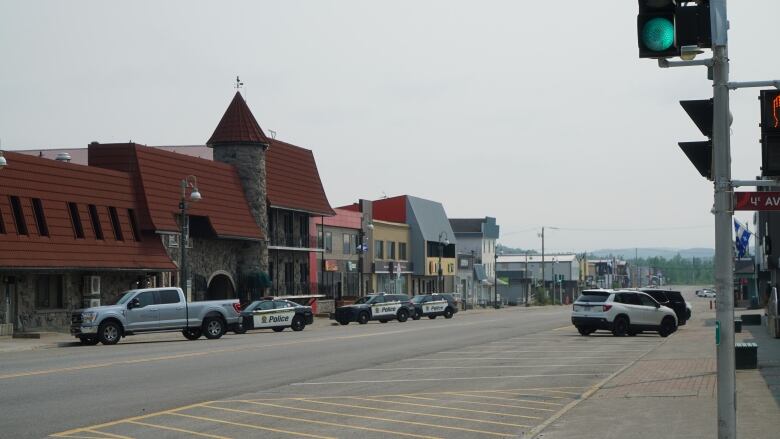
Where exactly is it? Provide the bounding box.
[1,1,776,253]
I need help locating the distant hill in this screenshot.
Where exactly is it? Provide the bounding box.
[588,248,715,259]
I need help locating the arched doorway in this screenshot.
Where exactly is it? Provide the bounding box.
[206,272,236,301]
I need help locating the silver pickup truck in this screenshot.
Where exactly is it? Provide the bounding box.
[70,287,241,345]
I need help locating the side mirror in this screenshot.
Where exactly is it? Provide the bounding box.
[655,302,661,308]
[128,298,141,309]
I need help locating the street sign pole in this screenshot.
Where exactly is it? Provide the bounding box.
[711,2,736,437]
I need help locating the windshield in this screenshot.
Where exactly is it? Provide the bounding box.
[353,297,372,304]
[112,291,136,306]
[411,295,426,303]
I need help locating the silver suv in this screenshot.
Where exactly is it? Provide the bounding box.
[571,289,678,337]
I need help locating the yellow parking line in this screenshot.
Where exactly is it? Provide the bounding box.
[553,326,572,331]
[127,420,231,438]
[51,401,210,437]
[297,398,531,428]
[400,395,558,412]
[446,393,560,409]
[347,396,543,420]
[82,429,133,439]
[50,434,109,439]
[240,400,514,437]
[171,412,336,439]
[203,404,442,439]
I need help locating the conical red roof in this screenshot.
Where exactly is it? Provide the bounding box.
[207,92,269,146]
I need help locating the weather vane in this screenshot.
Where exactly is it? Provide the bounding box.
[235,76,244,90]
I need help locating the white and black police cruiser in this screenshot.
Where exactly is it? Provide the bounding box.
[331,293,415,325]
[410,293,458,320]
[234,299,314,333]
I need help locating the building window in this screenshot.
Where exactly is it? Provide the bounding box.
[318,230,323,249]
[35,275,64,309]
[127,209,141,241]
[343,233,356,255]
[399,242,407,260]
[375,240,384,259]
[325,231,332,253]
[31,198,49,237]
[388,241,396,259]
[299,216,309,247]
[9,196,28,235]
[269,262,274,281]
[88,204,104,240]
[0,206,5,234]
[68,202,85,238]
[108,207,124,241]
[300,263,309,284]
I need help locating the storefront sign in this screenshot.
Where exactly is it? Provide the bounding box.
[325,260,339,272]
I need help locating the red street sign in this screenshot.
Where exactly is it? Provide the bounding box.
[734,191,780,211]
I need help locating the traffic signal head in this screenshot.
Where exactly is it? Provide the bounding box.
[760,90,780,176]
[637,1,712,59]
[679,99,713,180]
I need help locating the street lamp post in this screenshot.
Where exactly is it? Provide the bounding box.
[357,223,373,297]
[179,175,201,307]
[437,231,449,294]
[494,248,502,308]
[552,257,558,305]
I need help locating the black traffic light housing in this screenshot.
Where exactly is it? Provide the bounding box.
[760,90,780,176]
[679,99,713,180]
[637,0,712,59]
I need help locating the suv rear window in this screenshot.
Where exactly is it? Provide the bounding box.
[576,291,609,303]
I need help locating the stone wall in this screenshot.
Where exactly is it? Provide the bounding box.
[1,271,158,333]
[163,235,243,301]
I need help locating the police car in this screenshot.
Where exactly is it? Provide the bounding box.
[331,293,415,325]
[410,293,458,320]
[234,299,314,333]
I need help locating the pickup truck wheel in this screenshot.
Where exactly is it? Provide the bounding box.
[357,312,370,325]
[397,309,409,322]
[79,336,99,346]
[98,321,121,345]
[443,308,454,319]
[412,310,422,320]
[203,317,225,339]
[272,327,285,332]
[291,316,305,332]
[182,328,202,340]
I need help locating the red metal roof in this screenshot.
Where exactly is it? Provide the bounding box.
[207,92,269,146]
[89,143,263,240]
[0,152,176,270]
[266,139,335,216]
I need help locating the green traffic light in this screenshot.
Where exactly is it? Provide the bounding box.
[642,17,674,52]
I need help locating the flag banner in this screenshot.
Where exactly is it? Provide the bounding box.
[734,219,752,258]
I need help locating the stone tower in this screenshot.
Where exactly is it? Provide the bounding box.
[207,92,269,276]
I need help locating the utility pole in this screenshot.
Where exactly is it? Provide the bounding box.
[711,4,736,434]
[540,227,545,300]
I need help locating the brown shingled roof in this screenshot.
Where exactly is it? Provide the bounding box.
[266,139,335,216]
[89,143,263,240]
[0,152,175,270]
[207,92,269,146]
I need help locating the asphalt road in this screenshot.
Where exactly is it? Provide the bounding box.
[0,304,668,439]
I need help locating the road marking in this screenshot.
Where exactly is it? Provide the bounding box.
[2,319,491,381]
[358,363,622,371]
[400,395,559,412]
[51,401,211,437]
[126,420,231,439]
[207,403,444,439]
[297,398,532,428]
[82,430,133,439]
[440,349,649,354]
[552,326,571,331]
[238,400,513,437]
[171,412,337,439]
[347,396,543,420]
[446,393,562,407]
[51,435,107,439]
[291,372,605,385]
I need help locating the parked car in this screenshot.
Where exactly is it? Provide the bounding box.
[331,293,415,325]
[70,287,242,345]
[410,293,458,320]
[234,299,313,333]
[700,289,716,298]
[571,289,678,337]
[641,289,691,325]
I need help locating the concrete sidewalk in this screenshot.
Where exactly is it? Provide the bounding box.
[533,304,780,438]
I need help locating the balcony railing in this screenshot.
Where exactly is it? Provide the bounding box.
[268,233,320,249]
